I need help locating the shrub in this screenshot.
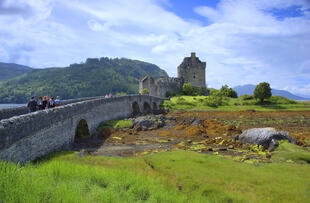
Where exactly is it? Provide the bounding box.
[203,96,223,107]
[268,96,297,104]
[193,87,208,96]
[209,88,220,96]
[240,94,254,100]
[219,85,238,98]
[141,88,149,95]
[182,83,194,95]
[254,82,272,103]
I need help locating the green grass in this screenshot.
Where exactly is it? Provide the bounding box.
[97,119,133,132]
[1,150,310,202]
[272,141,310,164]
[106,120,133,129]
[163,96,310,111]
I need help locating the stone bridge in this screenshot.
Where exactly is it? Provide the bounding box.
[0,95,164,163]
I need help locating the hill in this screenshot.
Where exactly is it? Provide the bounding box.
[0,62,33,81]
[233,84,309,101]
[0,57,167,103]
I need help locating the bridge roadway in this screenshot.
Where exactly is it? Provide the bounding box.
[0,95,164,163]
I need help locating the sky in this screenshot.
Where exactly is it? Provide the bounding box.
[0,0,310,97]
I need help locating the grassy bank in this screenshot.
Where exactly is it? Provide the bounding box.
[163,96,310,111]
[1,149,310,202]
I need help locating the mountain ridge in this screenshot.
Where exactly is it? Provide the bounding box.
[0,57,168,103]
[0,62,33,81]
[233,84,309,101]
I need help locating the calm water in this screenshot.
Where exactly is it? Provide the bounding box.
[0,104,25,109]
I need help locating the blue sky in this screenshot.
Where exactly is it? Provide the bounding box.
[0,0,310,97]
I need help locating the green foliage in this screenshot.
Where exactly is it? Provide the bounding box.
[1,150,310,202]
[254,82,272,103]
[175,96,194,106]
[268,96,297,104]
[141,88,149,95]
[115,92,127,96]
[203,95,223,107]
[193,86,207,96]
[209,88,220,96]
[163,95,309,111]
[98,119,133,130]
[182,83,207,96]
[219,85,238,98]
[0,58,168,103]
[240,94,254,100]
[182,83,194,95]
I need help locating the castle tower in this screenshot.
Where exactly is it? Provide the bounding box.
[177,52,206,88]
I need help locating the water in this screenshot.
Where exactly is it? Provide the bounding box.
[0,104,25,109]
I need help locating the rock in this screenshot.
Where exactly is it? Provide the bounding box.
[191,118,202,126]
[268,139,279,151]
[132,115,166,131]
[238,127,295,149]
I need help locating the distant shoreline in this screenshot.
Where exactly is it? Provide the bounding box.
[0,104,25,109]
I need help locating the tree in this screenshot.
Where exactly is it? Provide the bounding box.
[182,83,194,95]
[254,82,272,103]
[141,88,149,95]
[194,87,207,96]
[219,85,238,98]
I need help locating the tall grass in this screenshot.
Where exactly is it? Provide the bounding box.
[163,96,310,111]
[0,154,183,202]
[1,150,310,202]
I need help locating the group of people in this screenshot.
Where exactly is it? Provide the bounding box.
[27,96,61,112]
[104,93,113,98]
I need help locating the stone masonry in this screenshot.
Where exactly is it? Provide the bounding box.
[0,95,163,163]
[139,52,206,97]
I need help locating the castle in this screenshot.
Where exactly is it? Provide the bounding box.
[139,52,206,97]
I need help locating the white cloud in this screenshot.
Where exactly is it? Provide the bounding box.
[0,0,310,96]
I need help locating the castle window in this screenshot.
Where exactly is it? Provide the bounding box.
[193,72,196,79]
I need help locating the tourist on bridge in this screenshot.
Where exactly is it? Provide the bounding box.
[37,97,44,110]
[42,96,48,109]
[27,96,37,112]
[48,97,56,108]
[55,96,61,107]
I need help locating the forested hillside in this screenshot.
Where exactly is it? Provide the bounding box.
[0,62,33,81]
[0,57,167,103]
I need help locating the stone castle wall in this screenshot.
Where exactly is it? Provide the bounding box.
[155,77,184,98]
[139,52,206,97]
[177,52,206,88]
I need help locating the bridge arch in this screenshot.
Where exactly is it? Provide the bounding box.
[153,102,158,111]
[132,101,141,117]
[75,119,90,140]
[143,102,152,114]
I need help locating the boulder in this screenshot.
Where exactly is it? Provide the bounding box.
[132,115,165,131]
[237,127,295,150]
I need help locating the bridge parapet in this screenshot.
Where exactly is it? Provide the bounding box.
[0,96,106,121]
